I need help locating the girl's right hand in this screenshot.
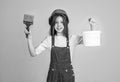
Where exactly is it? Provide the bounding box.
[24,27,32,38]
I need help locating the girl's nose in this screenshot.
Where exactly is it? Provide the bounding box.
[58,23,61,27]
[57,24,60,27]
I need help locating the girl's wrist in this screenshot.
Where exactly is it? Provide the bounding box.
[27,34,32,39]
[26,33,32,39]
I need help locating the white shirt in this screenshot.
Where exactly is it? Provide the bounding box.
[35,35,83,60]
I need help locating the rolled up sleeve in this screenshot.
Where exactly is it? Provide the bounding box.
[72,35,83,46]
[77,35,83,45]
[35,36,51,55]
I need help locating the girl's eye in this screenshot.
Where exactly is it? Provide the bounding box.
[55,21,63,24]
[55,22,58,24]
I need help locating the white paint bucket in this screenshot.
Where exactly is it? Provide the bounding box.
[83,31,101,46]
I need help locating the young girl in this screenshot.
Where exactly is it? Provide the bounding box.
[24,9,95,82]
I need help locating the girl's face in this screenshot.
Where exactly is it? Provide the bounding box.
[54,16,64,34]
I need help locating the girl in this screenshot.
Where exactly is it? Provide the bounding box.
[24,9,95,82]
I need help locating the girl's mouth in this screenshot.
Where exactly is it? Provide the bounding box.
[57,27,62,30]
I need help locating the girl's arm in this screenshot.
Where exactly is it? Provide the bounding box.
[25,29,49,57]
[35,36,50,55]
[76,35,83,45]
[27,34,37,57]
[71,35,83,46]
[75,18,96,46]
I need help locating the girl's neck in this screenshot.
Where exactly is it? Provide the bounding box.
[55,33,66,39]
[56,32,63,36]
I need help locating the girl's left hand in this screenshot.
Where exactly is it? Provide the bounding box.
[88,18,96,31]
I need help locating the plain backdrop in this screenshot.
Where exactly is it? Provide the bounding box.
[0,0,120,82]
